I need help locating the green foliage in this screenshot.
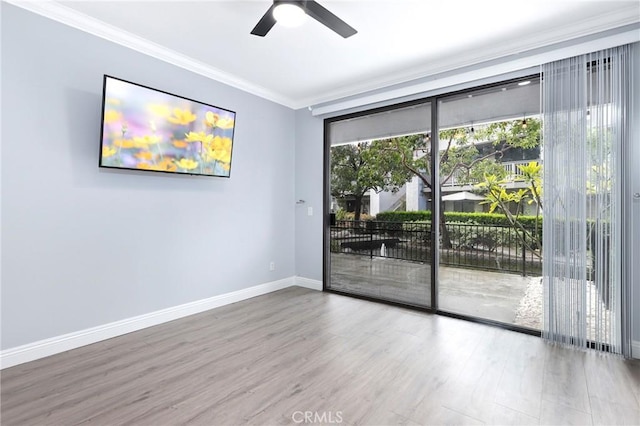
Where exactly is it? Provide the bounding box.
[365,134,434,190]
[475,161,543,256]
[330,142,414,197]
[330,117,542,248]
[366,118,542,191]
[376,210,542,228]
[468,159,508,183]
[474,118,541,150]
[449,223,498,251]
[400,221,431,242]
[447,221,524,251]
[366,119,541,249]
[445,212,541,228]
[335,208,348,221]
[337,212,374,221]
[330,141,414,220]
[400,220,430,230]
[475,162,543,216]
[376,210,433,222]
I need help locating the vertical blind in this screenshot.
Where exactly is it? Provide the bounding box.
[542,43,637,356]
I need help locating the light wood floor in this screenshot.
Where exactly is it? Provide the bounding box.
[2,287,639,425]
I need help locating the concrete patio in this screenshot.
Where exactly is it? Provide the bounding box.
[329,253,541,329]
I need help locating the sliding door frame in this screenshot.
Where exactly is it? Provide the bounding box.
[322,97,436,312]
[323,74,542,337]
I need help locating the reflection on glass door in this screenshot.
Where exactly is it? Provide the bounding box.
[327,102,433,307]
[436,77,543,329]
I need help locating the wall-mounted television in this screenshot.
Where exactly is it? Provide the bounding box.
[99,75,236,178]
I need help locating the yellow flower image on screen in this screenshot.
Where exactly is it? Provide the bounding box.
[148,104,171,118]
[184,131,214,145]
[167,108,197,125]
[102,146,117,157]
[100,76,235,177]
[157,158,178,172]
[205,111,235,129]
[103,110,123,124]
[205,111,219,127]
[113,139,135,149]
[176,158,199,170]
[134,151,154,161]
[133,135,161,147]
[216,117,235,130]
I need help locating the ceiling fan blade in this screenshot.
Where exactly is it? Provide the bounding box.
[305,0,357,38]
[251,4,277,37]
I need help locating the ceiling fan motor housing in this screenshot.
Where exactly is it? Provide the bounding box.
[251,0,357,38]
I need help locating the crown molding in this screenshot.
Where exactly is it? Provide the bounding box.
[300,5,640,108]
[4,0,299,109]
[4,0,639,111]
[309,24,640,117]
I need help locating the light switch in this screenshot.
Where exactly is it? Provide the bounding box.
[307,206,313,216]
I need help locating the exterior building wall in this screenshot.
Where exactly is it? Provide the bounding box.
[406,176,427,211]
[369,186,406,216]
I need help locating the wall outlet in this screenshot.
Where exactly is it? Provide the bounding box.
[269,261,275,271]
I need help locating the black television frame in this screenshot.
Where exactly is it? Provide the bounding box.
[98,75,236,178]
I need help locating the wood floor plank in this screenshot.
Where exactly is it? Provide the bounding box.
[494,331,546,418]
[2,286,639,426]
[408,397,485,426]
[436,327,515,423]
[542,345,591,413]
[486,403,539,426]
[540,399,593,426]
[589,396,640,426]
[583,352,640,411]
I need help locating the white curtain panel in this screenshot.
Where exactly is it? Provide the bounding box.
[542,43,637,356]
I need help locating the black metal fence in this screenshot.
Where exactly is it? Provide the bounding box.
[331,220,542,276]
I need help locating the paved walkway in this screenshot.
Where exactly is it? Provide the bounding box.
[329,253,540,328]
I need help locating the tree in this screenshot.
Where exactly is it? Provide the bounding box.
[330,142,413,221]
[368,118,541,248]
[476,161,543,257]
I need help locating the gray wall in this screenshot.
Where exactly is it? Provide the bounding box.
[294,109,323,281]
[1,4,295,350]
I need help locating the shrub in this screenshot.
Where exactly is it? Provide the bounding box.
[335,208,348,221]
[376,210,542,229]
[376,211,432,222]
[401,221,431,242]
[447,221,522,251]
[339,211,374,221]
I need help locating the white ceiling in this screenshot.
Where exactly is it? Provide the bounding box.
[24,1,640,108]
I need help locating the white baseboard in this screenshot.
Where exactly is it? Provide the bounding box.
[295,276,323,291]
[632,340,640,360]
[1,277,295,369]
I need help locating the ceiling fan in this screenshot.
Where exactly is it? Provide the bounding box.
[251,0,357,38]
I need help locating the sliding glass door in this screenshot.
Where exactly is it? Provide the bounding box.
[326,102,434,307]
[436,77,542,329]
[325,75,543,330]
[325,46,637,353]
